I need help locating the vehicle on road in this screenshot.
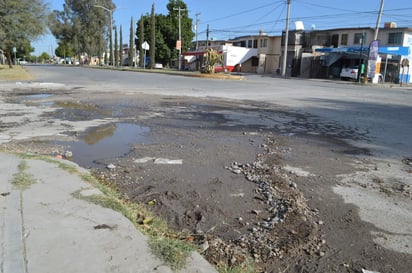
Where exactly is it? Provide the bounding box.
[340,65,358,80]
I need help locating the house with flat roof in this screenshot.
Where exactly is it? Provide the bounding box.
[228,32,282,74]
[281,22,412,83]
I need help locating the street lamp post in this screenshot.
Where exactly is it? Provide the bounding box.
[93,5,114,67]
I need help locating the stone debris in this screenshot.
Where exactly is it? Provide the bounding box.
[204,135,320,268]
[133,157,183,165]
[106,163,116,170]
[154,158,183,165]
[362,269,380,273]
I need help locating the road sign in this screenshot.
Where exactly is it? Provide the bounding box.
[142,41,150,50]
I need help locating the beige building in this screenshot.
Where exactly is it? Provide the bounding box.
[229,33,282,74]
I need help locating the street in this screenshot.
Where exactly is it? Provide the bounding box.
[1,65,411,272]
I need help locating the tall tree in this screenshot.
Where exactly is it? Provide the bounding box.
[0,0,48,67]
[150,4,156,69]
[49,0,115,65]
[136,0,194,67]
[114,26,118,66]
[138,14,145,67]
[166,0,194,61]
[119,25,123,66]
[55,42,74,60]
[128,17,134,67]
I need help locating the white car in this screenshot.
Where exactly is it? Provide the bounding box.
[340,65,358,80]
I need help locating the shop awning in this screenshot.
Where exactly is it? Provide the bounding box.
[315,46,410,56]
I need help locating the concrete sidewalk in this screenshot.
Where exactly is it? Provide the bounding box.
[0,153,217,273]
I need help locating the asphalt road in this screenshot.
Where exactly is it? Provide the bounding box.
[24,64,412,159]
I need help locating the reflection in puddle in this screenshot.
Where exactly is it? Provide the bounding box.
[22,93,53,99]
[55,123,149,168]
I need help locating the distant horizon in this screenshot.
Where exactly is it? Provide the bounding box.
[33,0,411,56]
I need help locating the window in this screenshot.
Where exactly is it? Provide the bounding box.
[235,41,246,47]
[260,39,268,48]
[251,56,259,66]
[331,34,339,47]
[388,32,403,44]
[354,33,365,44]
[253,40,258,48]
[248,40,253,48]
[341,34,348,45]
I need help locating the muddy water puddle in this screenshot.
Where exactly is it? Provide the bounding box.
[53,123,149,168]
[22,93,53,99]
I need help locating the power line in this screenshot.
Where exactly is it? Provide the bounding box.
[202,1,285,25]
[201,7,412,36]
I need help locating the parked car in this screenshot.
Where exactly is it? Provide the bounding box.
[200,64,229,73]
[340,65,358,80]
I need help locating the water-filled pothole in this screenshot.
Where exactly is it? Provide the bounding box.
[53,122,149,168]
[22,93,53,99]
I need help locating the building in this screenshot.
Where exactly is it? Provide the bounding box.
[229,32,282,74]
[186,32,282,74]
[281,22,412,83]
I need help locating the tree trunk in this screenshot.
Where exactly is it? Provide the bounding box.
[6,49,13,68]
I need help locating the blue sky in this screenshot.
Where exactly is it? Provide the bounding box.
[33,0,412,55]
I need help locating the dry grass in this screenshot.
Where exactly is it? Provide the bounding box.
[0,64,33,81]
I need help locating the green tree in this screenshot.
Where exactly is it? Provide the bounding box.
[114,26,118,66]
[128,17,134,67]
[39,52,50,63]
[136,0,194,68]
[16,40,35,61]
[165,0,194,62]
[138,14,145,67]
[49,0,115,65]
[150,4,156,68]
[55,42,74,59]
[0,0,48,67]
[119,25,123,66]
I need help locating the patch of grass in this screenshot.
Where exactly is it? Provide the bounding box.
[56,161,78,174]
[14,152,197,271]
[11,160,37,190]
[149,237,194,270]
[73,173,193,270]
[0,65,33,81]
[217,259,257,273]
[72,190,128,215]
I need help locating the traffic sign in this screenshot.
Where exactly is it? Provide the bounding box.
[142,41,150,50]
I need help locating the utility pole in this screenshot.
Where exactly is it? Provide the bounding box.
[281,0,291,77]
[374,0,384,40]
[195,13,201,71]
[174,7,186,70]
[195,13,200,51]
[94,5,114,67]
[206,24,209,51]
[205,24,209,67]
